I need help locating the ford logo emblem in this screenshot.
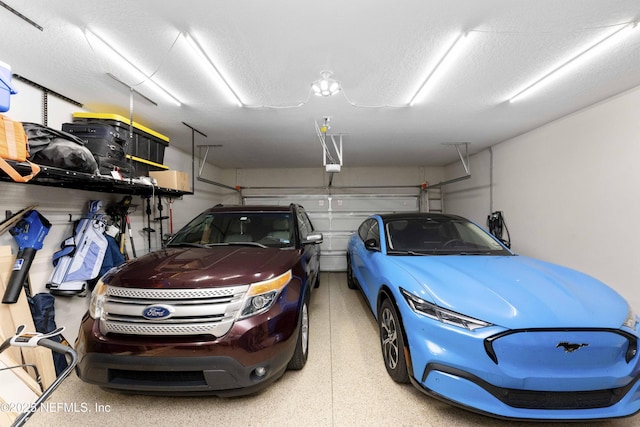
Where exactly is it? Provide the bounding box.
[142,304,175,320]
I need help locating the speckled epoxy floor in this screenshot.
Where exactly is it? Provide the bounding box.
[25,273,639,427]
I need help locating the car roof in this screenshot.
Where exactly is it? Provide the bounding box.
[377,212,467,222]
[206,204,295,213]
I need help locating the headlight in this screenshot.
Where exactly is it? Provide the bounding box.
[623,306,639,330]
[89,279,107,319]
[401,288,492,331]
[238,270,292,319]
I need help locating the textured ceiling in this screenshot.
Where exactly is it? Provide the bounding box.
[2,0,639,169]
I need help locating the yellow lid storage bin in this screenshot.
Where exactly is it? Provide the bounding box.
[72,112,169,168]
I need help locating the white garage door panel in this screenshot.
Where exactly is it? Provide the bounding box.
[311,215,368,234]
[244,193,418,271]
[244,196,327,212]
[308,216,331,230]
[328,215,369,230]
[329,195,419,213]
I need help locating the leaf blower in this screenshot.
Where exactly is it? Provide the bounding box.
[2,210,51,304]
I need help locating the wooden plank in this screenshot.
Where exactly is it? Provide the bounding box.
[0,249,57,389]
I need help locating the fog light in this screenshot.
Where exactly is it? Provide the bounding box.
[254,366,267,378]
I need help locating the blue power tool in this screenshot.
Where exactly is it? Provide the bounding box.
[2,209,51,304]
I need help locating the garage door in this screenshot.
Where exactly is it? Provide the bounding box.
[243,193,419,271]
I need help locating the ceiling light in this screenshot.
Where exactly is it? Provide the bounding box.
[509,22,638,103]
[408,32,473,106]
[312,71,341,97]
[85,28,182,106]
[183,33,244,107]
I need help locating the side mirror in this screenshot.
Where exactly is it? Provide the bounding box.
[364,238,380,251]
[302,232,323,245]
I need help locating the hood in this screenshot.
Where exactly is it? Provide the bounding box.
[104,246,300,289]
[388,255,629,329]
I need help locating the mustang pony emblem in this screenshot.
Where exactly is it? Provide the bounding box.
[556,342,589,353]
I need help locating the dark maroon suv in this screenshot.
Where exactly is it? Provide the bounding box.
[75,204,322,395]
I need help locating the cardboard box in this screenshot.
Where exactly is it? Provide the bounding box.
[150,170,190,192]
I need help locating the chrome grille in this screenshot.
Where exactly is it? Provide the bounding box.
[106,287,237,299]
[100,285,249,337]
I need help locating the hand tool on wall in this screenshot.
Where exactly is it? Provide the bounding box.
[142,196,155,252]
[107,196,136,259]
[168,198,174,235]
[155,195,170,247]
[107,200,124,256]
[125,213,136,258]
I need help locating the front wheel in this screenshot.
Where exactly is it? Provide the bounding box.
[378,298,409,383]
[287,294,310,370]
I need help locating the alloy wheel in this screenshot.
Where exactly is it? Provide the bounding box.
[380,307,400,369]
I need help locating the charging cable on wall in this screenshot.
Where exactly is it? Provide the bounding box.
[488,211,511,248]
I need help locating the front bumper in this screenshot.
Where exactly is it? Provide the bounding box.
[414,363,640,421]
[75,351,292,396]
[75,298,300,396]
[400,305,640,420]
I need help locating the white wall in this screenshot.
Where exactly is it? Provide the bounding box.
[441,149,492,228]
[7,79,87,129]
[443,85,640,311]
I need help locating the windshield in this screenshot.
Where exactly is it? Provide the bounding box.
[385,217,511,255]
[168,211,294,248]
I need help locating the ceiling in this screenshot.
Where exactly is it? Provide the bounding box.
[2,1,639,169]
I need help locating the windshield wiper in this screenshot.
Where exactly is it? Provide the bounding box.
[166,242,207,248]
[224,241,268,248]
[388,250,432,256]
[168,241,269,249]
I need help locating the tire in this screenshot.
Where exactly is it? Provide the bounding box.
[287,293,310,370]
[378,298,409,383]
[313,271,320,288]
[346,254,357,289]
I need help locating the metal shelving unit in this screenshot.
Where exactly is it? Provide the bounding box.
[0,161,191,197]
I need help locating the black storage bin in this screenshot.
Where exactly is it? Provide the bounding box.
[71,113,169,170]
[128,156,169,177]
[61,122,127,147]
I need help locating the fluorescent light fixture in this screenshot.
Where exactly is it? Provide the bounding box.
[183,33,244,107]
[408,32,473,106]
[85,28,182,106]
[509,22,638,103]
